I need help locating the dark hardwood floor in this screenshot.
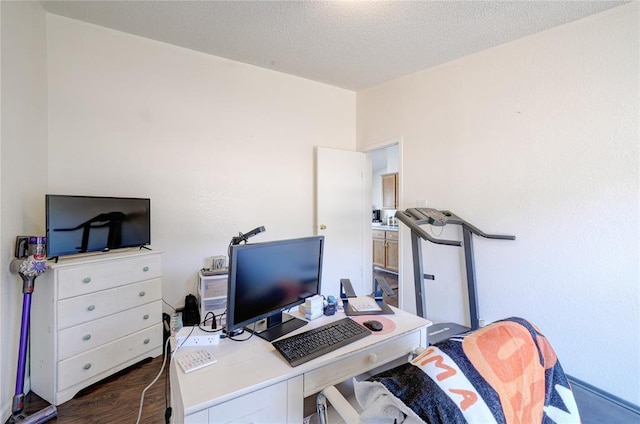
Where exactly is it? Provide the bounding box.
[18,353,170,424]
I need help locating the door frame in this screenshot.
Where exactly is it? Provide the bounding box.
[363,137,403,308]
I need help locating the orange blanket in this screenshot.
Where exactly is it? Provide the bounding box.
[357,317,580,423]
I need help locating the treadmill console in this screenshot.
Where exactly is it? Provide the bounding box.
[424,209,448,226]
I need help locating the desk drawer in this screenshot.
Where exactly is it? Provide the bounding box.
[207,380,289,424]
[303,332,420,396]
[57,255,161,299]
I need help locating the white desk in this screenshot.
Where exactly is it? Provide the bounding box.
[170,307,431,423]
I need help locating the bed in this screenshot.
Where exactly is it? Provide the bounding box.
[317,317,580,423]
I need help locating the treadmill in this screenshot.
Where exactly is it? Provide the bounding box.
[394,208,515,345]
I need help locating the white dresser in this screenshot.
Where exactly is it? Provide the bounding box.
[30,249,163,405]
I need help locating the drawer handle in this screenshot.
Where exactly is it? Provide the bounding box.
[143,314,149,320]
[83,363,92,370]
[83,334,92,341]
[144,338,150,345]
[368,353,378,363]
[83,277,91,284]
[139,291,146,297]
[143,266,149,272]
[87,305,95,311]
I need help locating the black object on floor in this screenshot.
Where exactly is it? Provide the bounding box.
[569,377,640,424]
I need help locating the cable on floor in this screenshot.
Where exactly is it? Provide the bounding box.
[135,336,172,424]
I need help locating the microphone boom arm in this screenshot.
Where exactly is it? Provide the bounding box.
[231,226,266,245]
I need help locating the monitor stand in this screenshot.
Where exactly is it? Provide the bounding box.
[248,312,308,342]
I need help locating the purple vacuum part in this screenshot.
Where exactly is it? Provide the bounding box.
[14,290,32,401]
[9,405,58,424]
[8,250,56,423]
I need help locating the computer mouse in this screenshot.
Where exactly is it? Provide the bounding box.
[363,320,383,332]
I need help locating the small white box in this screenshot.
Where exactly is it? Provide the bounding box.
[304,294,323,308]
[300,295,324,320]
[298,304,323,320]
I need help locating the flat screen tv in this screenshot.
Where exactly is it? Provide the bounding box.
[45,194,151,258]
[226,236,324,342]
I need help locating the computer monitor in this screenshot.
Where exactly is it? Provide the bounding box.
[226,235,324,342]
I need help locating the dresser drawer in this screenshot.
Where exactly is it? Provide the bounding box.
[57,278,161,330]
[57,323,162,391]
[118,278,162,310]
[58,301,161,360]
[303,332,420,396]
[57,255,162,299]
[57,287,119,330]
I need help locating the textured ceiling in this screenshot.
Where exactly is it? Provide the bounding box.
[40,1,628,91]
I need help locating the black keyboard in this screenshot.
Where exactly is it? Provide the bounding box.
[272,317,371,367]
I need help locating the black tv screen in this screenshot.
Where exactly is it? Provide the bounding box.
[46,195,151,258]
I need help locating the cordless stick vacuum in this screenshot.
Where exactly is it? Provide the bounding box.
[6,237,57,424]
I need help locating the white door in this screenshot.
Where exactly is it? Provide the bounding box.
[316,147,369,298]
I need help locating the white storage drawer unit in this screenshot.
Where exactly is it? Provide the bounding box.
[197,272,228,326]
[30,250,163,405]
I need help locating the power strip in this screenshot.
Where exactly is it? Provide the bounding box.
[170,312,183,336]
[175,326,220,347]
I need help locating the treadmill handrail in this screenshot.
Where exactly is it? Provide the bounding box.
[398,208,516,242]
[396,207,515,330]
[439,210,515,240]
[394,210,461,246]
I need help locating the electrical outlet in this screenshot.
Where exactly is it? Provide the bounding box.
[181,335,219,347]
[175,326,220,347]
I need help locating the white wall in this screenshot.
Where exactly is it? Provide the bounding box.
[46,15,356,311]
[357,3,639,404]
[3,1,637,414]
[0,1,48,420]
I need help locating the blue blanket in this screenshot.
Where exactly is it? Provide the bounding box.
[355,317,580,423]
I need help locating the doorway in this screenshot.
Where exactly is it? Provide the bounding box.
[369,143,400,308]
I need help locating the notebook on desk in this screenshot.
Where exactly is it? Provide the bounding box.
[348,296,382,312]
[340,278,394,316]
